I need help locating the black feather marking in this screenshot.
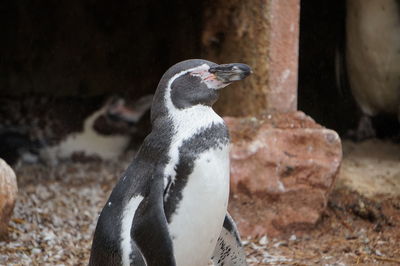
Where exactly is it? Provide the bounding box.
[164,123,229,222]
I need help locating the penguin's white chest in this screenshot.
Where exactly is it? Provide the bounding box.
[168,144,230,266]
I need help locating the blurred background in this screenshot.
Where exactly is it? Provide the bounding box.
[0,0,399,265]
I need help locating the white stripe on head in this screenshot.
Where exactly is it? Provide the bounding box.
[121,195,144,266]
[163,64,225,197]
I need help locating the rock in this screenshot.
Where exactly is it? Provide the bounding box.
[225,111,342,237]
[0,158,18,238]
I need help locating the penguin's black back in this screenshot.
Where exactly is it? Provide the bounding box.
[89,120,174,265]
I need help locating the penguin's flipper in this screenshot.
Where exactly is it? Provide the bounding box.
[131,176,176,266]
[211,213,248,266]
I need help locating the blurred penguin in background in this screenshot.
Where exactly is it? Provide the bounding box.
[346,0,400,139]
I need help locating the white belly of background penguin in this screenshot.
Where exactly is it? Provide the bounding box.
[89,59,251,266]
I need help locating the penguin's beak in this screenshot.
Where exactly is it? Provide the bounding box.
[209,63,252,83]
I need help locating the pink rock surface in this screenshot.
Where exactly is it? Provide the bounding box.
[0,159,18,238]
[225,111,342,237]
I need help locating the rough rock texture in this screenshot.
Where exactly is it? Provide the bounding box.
[0,158,18,238]
[203,0,300,116]
[225,111,342,237]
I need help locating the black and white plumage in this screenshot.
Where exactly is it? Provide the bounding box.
[0,95,152,165]
[89,59,251,266]
[39,95,153,164]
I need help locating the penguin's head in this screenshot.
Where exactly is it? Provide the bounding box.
[106,95,153,125]
[152,59,251,121]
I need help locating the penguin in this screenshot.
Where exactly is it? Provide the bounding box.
[89,59,251,266]
[38,95,152,164]
[0,95,152,165]
[345,0,400,138]
[106,95,153,126]
[105,95,154,141]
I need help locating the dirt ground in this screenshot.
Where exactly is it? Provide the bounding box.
[1,139,400,265]
[240,187,400,265]
[237,139,400,265]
